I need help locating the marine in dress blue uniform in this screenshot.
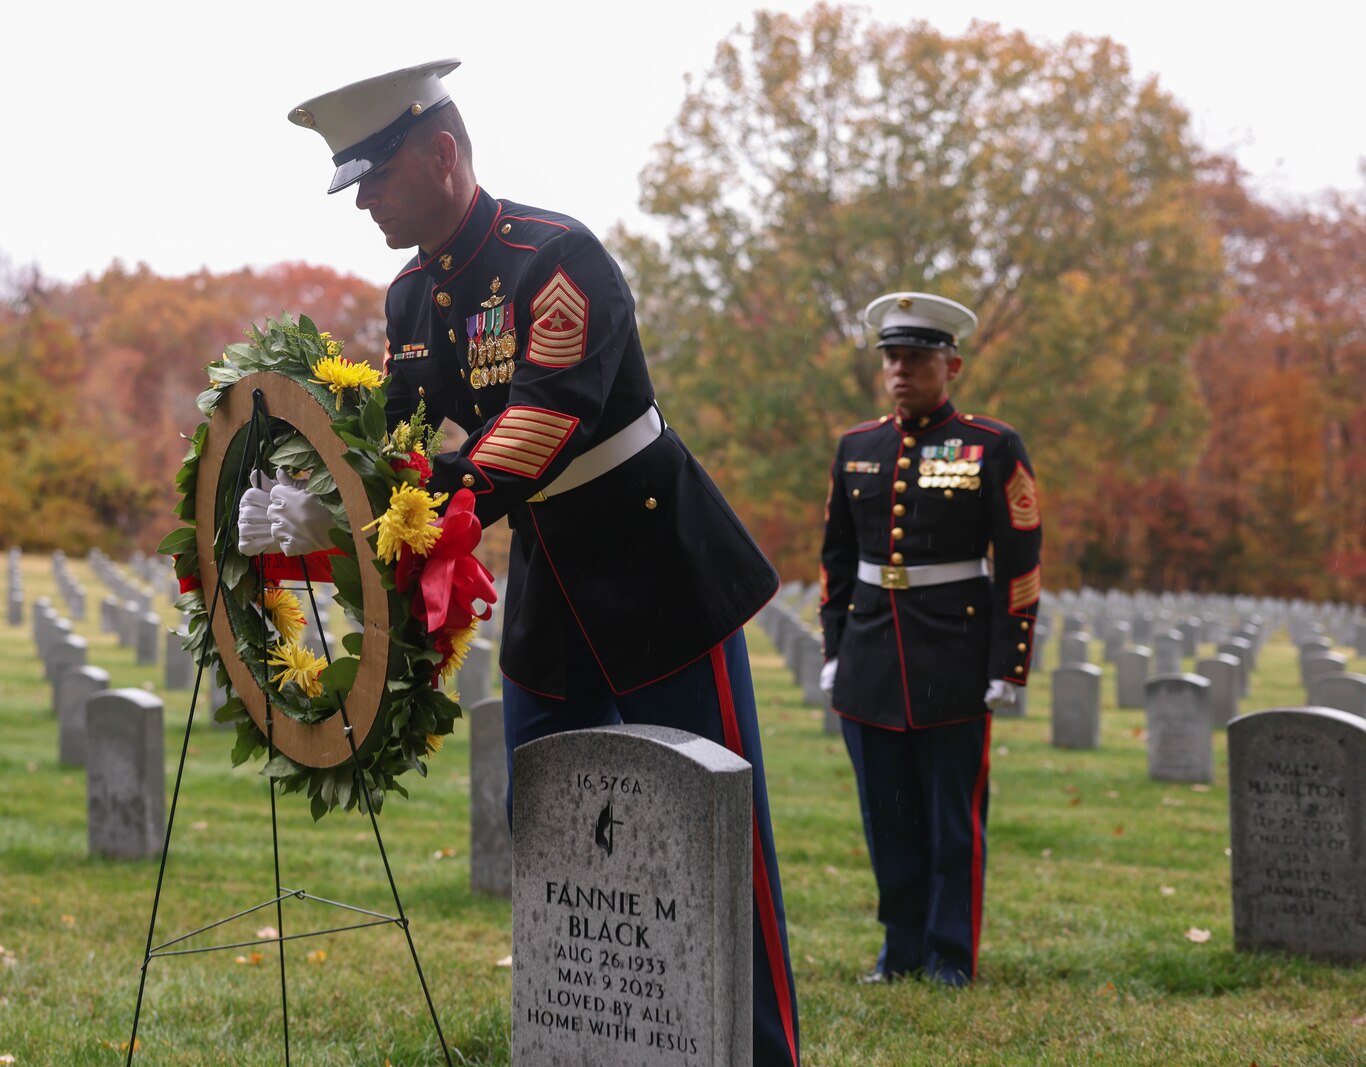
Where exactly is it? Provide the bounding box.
[819,292,1042,986]
[289,60,800,1064]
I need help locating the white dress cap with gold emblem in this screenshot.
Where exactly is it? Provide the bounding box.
[289,59,461,194]
[864,291,978,350]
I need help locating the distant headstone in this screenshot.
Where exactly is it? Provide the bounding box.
[1197,653,1241,727]
[136,612,162,667]
[1116,647,1152,709]
[1058,632,1092,666]
[164,629,195,691]
[795,634,825,708]
[512,725,752,1066]
[456,637,495,705]
[47,634,89,710]
[86,688,166,859]
[1144,675,1213,782]
[1154,630,1184,674]
[1300,651,1347,694]
[56,665,110,767]
[468,697,512,898]
[1218,639,1254,697]
[1228,707,1366,964]
[1051,664,1102,749]
[1305,672,1366,720]
[6,589,20,626]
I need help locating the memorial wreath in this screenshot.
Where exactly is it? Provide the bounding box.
[158,316,496,819]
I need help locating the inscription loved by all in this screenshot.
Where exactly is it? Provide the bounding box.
[523,771,700,1057]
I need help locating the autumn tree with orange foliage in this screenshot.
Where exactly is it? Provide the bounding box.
[620,4,1226,585]
[0,261,385,552]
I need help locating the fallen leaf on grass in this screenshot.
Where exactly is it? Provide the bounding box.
[1105,791,1119,799]
[1096,982,1116,997]
[1351,1016,1365,1026]
[255,927,279,940]
[823,865,839,876]
[307,950,327,965]
[234,953,265,965]
[1131,728,1147,740]
[25,762,38,773]
[0,1053,14,1064]
[1184,928,1211,943]
[1160,886,1176,897]
[1062,783,1079,794]
[495,955,512,968]
[190,821,209,831]
[1041,848,1053,859]
[60,915,76,928]
[431,847,457,860]
[97,1039,140,1052]
[1224,848,1232,857]
[1190,784,1210,793]
[1112,825,1125,836]
[1161,797,1184,807]
[1068,797,1082,807]
[996,745,1009,756]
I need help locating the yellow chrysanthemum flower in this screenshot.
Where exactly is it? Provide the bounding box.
[437,620,480,688]
[261,588,306,646]
[267,642,327,698]
[425,734,445,754]
[310,355,383,410]
[362,483,448,563]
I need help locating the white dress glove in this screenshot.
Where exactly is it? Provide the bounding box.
[819,658,838,694]
[984,679,1017,710]
[268,470,334,556]
[237,469,284,556]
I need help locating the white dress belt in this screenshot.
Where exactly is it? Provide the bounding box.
[527,406,665,502]
[857,558,990,590]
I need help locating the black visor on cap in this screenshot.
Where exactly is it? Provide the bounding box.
[325,96,450,194]
[877,325,957,350]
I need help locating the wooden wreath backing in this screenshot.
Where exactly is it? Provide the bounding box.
[194,370,390,768]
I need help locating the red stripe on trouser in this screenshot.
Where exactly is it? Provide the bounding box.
[969,716,992,978]
[710,645,799,1066]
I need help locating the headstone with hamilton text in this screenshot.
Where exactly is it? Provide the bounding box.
[1228,707,1366,963]
[512,725,752,1066]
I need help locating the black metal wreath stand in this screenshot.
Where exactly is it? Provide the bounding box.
[124,390,453,1065]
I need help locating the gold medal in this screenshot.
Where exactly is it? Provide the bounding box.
[499,332,517,359]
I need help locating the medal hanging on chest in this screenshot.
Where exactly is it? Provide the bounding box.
[466,302,517,390]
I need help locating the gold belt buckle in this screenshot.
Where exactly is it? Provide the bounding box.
[880,565,909,590]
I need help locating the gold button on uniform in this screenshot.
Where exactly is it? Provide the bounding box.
[501,223,512,235]
[440,254,453,270]
[963,414,975,422]
[944,489,954,499]
[1014,665,1024,674]
[893,504,905,516]
[852,488,861,498]
[903,436,916,447]
[897,456,911,470]
[891,527,904,540]
[1017,643,1028,652]
[966,606,976,616]
[435,292,451,307]
[919,416,930,427]
[462,474,475,487]
[890,552,904,565]
[894,480,907,493]
[1020,621,1030,631]
[645,497,658,510]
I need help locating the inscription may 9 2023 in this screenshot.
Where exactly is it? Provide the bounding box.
[522,769,700,1056]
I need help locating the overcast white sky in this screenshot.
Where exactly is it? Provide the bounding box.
[2,0,1361,290]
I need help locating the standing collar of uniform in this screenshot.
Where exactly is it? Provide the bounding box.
[420,186,500,282]
[893,396,956,433]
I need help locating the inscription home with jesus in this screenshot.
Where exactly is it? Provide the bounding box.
[512,725,753,1066]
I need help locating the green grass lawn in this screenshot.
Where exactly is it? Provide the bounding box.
[1,554,1363,1065]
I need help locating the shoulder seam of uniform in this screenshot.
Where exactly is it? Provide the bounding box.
[845,418,890,436]
[957,412,1013,435]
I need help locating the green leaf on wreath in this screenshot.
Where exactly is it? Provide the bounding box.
[305,467,336,496]
[269,435,321,472]
[310,793,329,822]
[196,387,222,416]
[342,631,365,656]
[156,527,198,557]
[262,754,302,779]
[231,724,264,767]
[360,391,387,443]
[330,553,363,608]
[319,656,360,696]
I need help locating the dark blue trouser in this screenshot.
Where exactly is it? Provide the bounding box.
[503,628,800,1066]
[840,714,991,985]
